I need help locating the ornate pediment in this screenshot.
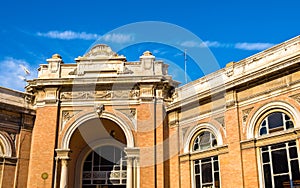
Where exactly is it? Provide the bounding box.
[84,44,117,58]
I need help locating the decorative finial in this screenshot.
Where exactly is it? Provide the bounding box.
[52,54,62,59]
[143,51,152,56]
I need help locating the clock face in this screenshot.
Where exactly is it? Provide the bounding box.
[41,172,48,180]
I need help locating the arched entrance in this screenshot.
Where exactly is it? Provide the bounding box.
[56,112,139,188]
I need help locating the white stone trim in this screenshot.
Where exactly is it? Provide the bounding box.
[247,101,300,139]
[61,111,135,149]
[183,123,224,153]
[0,133,12,157]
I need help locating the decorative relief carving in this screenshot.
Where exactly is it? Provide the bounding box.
[242,107,254,123]
[118,108,136,119]
[61,89,141,101]
[226,68,234,77]
[290,93,300,104]
[95,104,104,116]
[113,90,130,99]
[129,89,140,98]
[61,91,112,100]
[61,110,81,128]
[214,116,225,128]
[84,44,117,57]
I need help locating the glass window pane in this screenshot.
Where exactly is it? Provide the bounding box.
[262,152,270,163]
[201,162,212,183]
[263,164,272,188]
[288,141,296,146]
[291,160,300,181]
[200,143,211,150]
[289,147,298,159]
[261,146,268,151]
[194,144,199,151]
[202,158,211,163]
[195,164,200,174]
[86,152,92,161]
[285,114,290,120]
[274,175,289,188]
[271,149,289,174]
[286,121,294,129]
[84,162,92,171]
[214,172,220,188]
[260,127,267,135]
[94,153,100,166]
[214,161,219,171]
[271,143,285,150]
[268,112,283,129]
[195,175,201,188]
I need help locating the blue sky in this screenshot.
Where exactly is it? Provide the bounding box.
[0,0,299,91]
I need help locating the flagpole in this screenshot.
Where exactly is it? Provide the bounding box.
[184,49,187,84]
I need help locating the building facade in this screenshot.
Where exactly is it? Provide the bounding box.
[1,35,300,188]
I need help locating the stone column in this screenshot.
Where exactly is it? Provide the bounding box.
[55,149,70,188]
[60,159,69,188]
[125,147,140,188]
[126,157,133,188]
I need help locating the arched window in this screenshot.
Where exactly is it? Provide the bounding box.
[257,111,300,187]
[259,112,294,136]
[82,146,126,188]
[193,131,217,151]
[192,131,220,188]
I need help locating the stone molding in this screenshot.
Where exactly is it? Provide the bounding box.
[179,145,228,162]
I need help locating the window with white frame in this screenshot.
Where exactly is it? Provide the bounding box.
[193,131,217,151]
[192,131,220,188]
[259,112,294,136]
[82,146,127,188]
[194,156,220,188]
[258,111,300,187]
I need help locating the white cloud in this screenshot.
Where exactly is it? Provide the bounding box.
[101,33,134,44]
[0,57,37,91]
[180,41,200,48]
[37,30,99,40]
[37,30,134,44]
[180,40,275,51]
[180,40,224,48]
[234,42,275,51]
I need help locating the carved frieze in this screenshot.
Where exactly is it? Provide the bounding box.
[129,89,140,98]
[61,91,112,100]
[113,90,130,99]
[60,89,140,101]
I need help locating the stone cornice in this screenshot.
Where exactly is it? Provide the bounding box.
[168,36,300,111]
[0,87,35,113]
[27,75,176,88]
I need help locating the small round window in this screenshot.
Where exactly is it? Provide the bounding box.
[193,131,217,151]
[259,112,294,136]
